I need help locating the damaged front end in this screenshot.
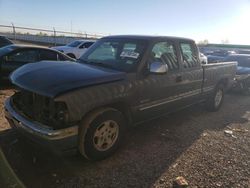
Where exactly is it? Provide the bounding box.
[11,89,70,129]
[4,89,79,153]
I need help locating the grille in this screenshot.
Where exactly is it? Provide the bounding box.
[12,90,53,126]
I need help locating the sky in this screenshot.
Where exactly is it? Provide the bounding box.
[0,0,250,44]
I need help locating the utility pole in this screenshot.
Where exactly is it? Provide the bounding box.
[11,22,16,41]
[70,20,72,36]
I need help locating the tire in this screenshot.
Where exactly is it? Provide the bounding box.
[78,108,126,160]
[67,53,76,59]
[206,84,225,112]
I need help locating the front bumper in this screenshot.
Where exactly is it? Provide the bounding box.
[4,98,79,154]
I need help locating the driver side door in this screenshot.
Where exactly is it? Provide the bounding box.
[134,40,184,121]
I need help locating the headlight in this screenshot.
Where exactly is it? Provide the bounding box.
[54,102,69,123]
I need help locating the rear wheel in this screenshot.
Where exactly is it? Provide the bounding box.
[78,108,126,160]
[206,84,224,111]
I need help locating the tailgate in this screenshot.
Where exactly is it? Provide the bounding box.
[202,61,237,92]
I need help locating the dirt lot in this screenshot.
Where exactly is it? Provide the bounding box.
[0,87,250,188]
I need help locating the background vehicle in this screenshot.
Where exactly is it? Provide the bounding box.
[224,54,250,94]
[0,44,74,81]
[5,35,237,160]
[207,55,225,63]
[52,40,95,59]
[0,36,13,48]
[199,52,208,64]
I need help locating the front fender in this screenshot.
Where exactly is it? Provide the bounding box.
[55,81,133,122]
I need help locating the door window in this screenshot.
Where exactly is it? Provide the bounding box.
[150,41,179,71]
[40,50,58,61]
[5,49,38,64]
[180,43,199,68]
[79,42,94,49]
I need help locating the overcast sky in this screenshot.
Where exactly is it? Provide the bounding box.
[1,0,250,44]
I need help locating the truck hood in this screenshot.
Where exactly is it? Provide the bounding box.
[237,66,250,75]
[10,61,126,97]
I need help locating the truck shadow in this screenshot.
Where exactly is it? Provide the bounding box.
[0,94,249,188]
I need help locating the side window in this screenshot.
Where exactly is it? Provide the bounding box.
[58,54,67,61]
[4,50,38,64]
[79,42,94,49]
[150,41,179,71]
[180,43,199,68]
[40,50,58,61]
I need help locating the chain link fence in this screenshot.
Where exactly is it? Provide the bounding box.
[0,24,107,46]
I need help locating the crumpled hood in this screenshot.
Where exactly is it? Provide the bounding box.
[237,66,250,75]
[10,61,126,97]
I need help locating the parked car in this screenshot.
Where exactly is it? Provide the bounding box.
[5,35,237,160]
[207,55,225,63]
[51,40,95,59]
[224,54,250,94]
[0,36,13,48]
[0,44,74,81]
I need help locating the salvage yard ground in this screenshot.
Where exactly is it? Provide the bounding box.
[0,87,250,188]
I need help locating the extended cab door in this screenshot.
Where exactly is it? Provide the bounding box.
[134,40,186,121]
[178,41,203,103]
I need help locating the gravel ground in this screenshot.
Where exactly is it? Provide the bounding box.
[0,87,250,188]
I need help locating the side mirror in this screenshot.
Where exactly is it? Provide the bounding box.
[149,61,168,74]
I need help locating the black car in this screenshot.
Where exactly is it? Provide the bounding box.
[0,36,13,48]
[0,44,74,81]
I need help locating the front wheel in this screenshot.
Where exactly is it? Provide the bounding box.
[78,108,126,160]
[206,84,224,112]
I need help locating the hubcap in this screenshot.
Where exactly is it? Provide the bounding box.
[215,89,223,107]
[93,120,119,151]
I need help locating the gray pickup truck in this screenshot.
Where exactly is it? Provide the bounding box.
[4,35,237,160]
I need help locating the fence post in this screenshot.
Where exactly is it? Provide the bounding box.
[11,22,16,41]
[84,31,87,39]
[53,27,56,46]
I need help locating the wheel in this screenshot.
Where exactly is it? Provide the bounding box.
[78,108,126,160]
[67,53,76,59]
[206,84,224,111]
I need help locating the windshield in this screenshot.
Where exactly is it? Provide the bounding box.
[79,39,147,72]
[67,40,82,47]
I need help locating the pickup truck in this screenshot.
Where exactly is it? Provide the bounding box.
[4,35,237,160]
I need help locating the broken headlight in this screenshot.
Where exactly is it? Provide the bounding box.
[54,102,69,123]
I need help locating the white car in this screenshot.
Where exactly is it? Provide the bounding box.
[199,52,208,64]
[52,40,95,59]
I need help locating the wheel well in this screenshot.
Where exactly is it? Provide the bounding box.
[108,102,132,125]
[217,78,228,89]
[82,102,132,126]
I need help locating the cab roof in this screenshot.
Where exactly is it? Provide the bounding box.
[102,35,195,42]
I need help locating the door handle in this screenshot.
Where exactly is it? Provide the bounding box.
[176,75,182,82]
